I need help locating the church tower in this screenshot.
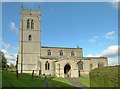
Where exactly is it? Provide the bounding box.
[18,4,41,73]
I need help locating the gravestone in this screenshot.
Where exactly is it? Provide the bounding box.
[16,70,18,79]
[32,70,34,79]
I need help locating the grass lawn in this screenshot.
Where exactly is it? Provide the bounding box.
[49,77,74,88]
[2,70,44,87]
[0,70,2,88]
[78,75,90,87]
[2,70,74,88]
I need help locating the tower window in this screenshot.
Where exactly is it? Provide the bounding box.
[45,61,50,70]
[60,50,63,56]
[28,35,32,41]
[71,51,75,56]
[31,20,34,29]
[47,50,51,56]
[27,19,30,29]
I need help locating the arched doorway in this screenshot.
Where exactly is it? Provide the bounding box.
[64,64,71,77]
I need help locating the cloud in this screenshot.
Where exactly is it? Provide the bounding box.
[88,36,99,43]
[110,0,119,9]
[86,45,119,66]
[112,2,118,8]
[101,45,119,57]
[9,22,18,34]
[88,31,117,43]
[108,56,118,66]
[2,41,18,54]
[1,41,18,65]
[1,49,17,61]
[86,53,101,57]
[104,31,116,39]
[1,49,17,65]
[2,41,11,51]
[1,49,8,55]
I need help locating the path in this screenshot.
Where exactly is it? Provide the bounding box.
[66,78,90,89]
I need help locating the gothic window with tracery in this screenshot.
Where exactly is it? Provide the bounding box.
[45,61,50,70]
[71,51,75,56]
[47,50,51,56]
[78,61,83,70]
[60,50,63,56]
[31,20,34,29]
[98,62,104,68]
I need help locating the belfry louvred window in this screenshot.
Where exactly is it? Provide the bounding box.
[27,19,30,29]
[31,20,34,29]
[27,19,34,29]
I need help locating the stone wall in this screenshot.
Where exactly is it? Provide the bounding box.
[18,8,41,73]
[78,57,108,75]
[41,47,83,58]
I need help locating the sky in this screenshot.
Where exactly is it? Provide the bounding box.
[1,2,119,66]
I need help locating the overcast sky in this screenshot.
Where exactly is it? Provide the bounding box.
[1,2,119,65]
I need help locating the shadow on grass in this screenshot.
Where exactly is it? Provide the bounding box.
[2,70,75,89]
[48,77,74,89]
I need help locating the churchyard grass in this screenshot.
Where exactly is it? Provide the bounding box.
[49,77,74,88]
[78,75,90,87]
[0,70,2,88]
[2,70,44,87]
[2,70,74,88]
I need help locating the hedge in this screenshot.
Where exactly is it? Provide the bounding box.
[89,65,120,88]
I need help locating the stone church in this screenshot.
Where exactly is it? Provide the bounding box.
[18,6,108,78]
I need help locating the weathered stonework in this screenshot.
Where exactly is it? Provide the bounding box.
[18,6,108,78]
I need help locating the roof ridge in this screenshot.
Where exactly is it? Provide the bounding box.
[41,46,82,49]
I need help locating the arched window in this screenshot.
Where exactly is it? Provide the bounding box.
[78,61,83,70]
[71,51,75,56]
[47,50,51,56]
[48,63,50,70]
[90,64,92,71]
[45,61,50,70]
[31,20,34,29]
[60,50,63,56]
[28,35,32,41]
[45,62,47,70]
[27,19,30,29]
[98,62,104,68]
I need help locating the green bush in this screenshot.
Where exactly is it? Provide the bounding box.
[89,65,120,88]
